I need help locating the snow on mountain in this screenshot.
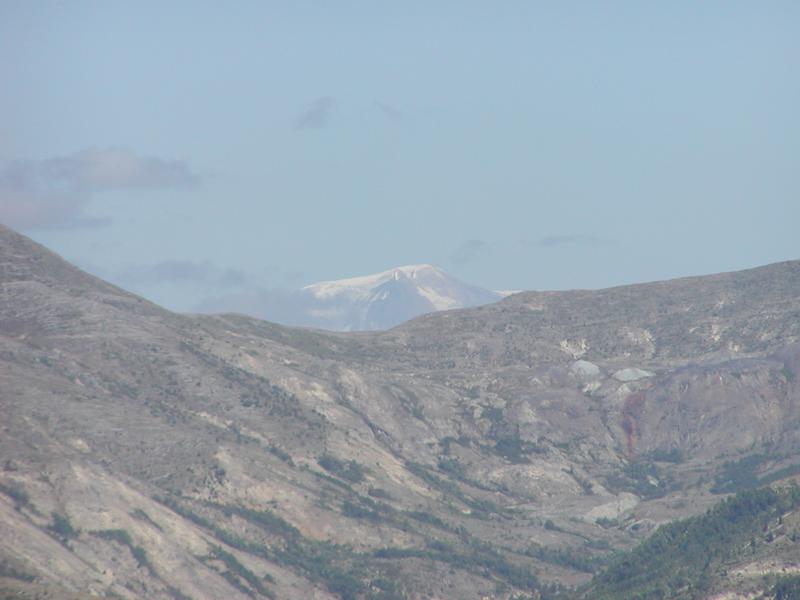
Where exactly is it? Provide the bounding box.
[299,264,503,331]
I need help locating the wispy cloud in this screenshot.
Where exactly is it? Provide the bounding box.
[294,97,335,130]
[537,234,609,248]
[0,148,198,230]
[42,148,198,190]
[450,238,487,265]
[373,101,403,122]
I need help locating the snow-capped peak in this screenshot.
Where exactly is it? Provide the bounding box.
[303,264,445,300]
[297,264,502,331]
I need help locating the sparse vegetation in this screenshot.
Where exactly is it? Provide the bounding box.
[406,461,459,495]
[604,461,667,499]
[372,542,547,594]
[318,454,366,483]
[406,460,508,519]
[594,517,618,529]
[157,492,551,599]
[0,481,30,510]
[209,545,275,598]
[156,496,274,560]
[493,436,545,464]
[711,452,800,494]
[405,510,449,530]
[711,453,770,494]
[367,486,391,500]
[647,448,686,464]
[437,456,466,479]
[131,507,162,530]
[524,542,606,573]
[221,504,301,539]
[543,519,560,531]
[94,529,154,573]
[48,512,78,542]
[342,499,382,522]
[268,444,293,464]
[159,496,388,600]
[0,558,36,583]
[165,584,195,600]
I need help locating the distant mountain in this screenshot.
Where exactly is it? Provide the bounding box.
[4,222,800,599]
[297,264,504,331]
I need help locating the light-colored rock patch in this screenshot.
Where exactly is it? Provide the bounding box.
[66,438,90,453]
[613,367,655,382]
[582,492,639,523]
[569,360,601,379]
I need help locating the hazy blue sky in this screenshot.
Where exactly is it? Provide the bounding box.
[2,2,798,313]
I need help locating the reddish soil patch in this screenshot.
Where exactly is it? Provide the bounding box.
[622,391,647,457]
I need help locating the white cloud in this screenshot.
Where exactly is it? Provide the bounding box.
[0,148,198,230]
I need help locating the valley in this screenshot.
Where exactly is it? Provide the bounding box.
[1,224,799,599]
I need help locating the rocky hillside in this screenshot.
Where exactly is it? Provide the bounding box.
[1,222,799,599]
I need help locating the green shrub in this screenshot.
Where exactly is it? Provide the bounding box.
[437,457,466,479]
[94,529,153,572]
[405,510,448,530]
[318,454,366,483]
[0,559,36,583]
[131,508,162,530]
[604,461,666,499]
[595,517,618,529]
[492,435,546,463]
[95,528,133,546]
[367,487,391,500]
[342,500,382,522]
[220,504,300,539]
[49,512,78,541]
[268,445,293,464]
[210,545,274,596]
[156,496,273,561]
[647,448,686,464]
[0,482,30,509]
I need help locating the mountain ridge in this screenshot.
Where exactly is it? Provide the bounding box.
[1,223,800,599]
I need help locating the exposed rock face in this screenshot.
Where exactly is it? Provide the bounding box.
[1,223,799,599]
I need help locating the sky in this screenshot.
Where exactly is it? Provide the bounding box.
[1,1,798,317]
